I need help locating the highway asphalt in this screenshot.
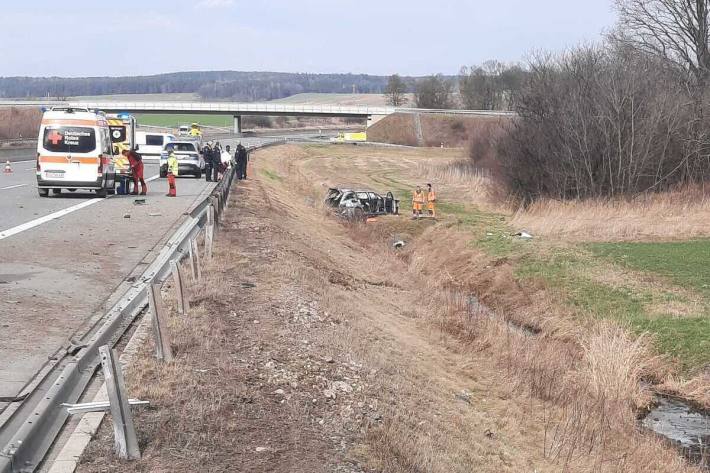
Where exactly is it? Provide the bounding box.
[0,137,255,402]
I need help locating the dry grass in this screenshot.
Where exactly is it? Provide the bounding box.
[366,113,512,148]
[79,143,706,473]
[511,187,710,241]
[0,107,41,140]
[261,145,704,472]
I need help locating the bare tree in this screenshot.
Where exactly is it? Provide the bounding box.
[499,45,698,202]
[459,61,527,110]
[613,0,710,182]
[613,0,710,90]
[414,75,453,109]
[384,74,408,106]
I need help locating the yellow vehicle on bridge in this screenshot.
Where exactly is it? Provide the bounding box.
[189,123,202,137]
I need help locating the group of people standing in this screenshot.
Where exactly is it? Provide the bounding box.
[412,183,437,219]
[164,140,250,197]
[202,141,249,182]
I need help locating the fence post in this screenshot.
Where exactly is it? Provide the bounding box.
[170,260,189,315]
[204,206,215,261]
[98,345,141,460]
[189,238,201,282]
[147,282,173,362]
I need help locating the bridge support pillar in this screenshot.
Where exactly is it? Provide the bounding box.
[367,114,387,128]
[233,115,242,136]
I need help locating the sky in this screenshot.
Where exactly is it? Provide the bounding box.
[1,0,618,77]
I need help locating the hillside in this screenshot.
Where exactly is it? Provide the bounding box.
[0,71,418,101]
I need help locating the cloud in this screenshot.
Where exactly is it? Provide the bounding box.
[195,0,234,8]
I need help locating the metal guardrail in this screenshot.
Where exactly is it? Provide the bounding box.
[0,139,283,473]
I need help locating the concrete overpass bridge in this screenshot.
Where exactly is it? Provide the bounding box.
[0,100,514,134]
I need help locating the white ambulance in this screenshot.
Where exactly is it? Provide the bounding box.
[36,107,116,197]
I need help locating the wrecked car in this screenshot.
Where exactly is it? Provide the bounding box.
[325,188,400,221]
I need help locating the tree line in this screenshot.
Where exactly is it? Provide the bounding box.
[0,71,401,101]
[384,62,527,109]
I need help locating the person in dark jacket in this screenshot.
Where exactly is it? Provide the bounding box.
[203,142,213,182]
[211,142,222,181]
[236,142,248,180]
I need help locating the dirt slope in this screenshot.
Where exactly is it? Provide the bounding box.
[367,112,509,148]
[77,144,697,473]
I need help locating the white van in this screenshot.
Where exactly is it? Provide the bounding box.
[136,131,175,158]
[36,107,116,197]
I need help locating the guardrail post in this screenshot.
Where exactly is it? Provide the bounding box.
[98,345,141,460]
[204,205,215,261]
[170,260,189,315]
[147,282,173,362]
[189,238,201,282]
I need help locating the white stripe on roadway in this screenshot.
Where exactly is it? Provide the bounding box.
[0,199,104,240]
[0,174,160,241]
[0,184,27,190]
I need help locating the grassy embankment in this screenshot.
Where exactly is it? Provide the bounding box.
[301,144,710,376]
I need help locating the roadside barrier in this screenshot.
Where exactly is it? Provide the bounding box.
[0,138,285,473]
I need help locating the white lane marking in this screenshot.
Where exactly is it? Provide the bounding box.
[0,199,104,240]
[0,184,27,190]
[0,174,159,241]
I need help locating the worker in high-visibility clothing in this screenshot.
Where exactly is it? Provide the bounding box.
[426,183,437,218]
[166,148,179,197]
[412,186,425,219]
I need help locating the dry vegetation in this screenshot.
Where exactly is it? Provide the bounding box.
[0,107,41,140]
[366,113,510,148]
[76,144,707,472]
[511,187,710,241]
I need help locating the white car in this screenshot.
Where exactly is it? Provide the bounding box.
[159,140,204,178]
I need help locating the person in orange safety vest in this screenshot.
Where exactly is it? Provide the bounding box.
[426,183,437,218]
[412,186,425,219]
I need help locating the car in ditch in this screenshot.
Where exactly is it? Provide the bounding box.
[325,188,400,220]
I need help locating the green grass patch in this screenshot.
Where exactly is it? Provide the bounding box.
[516,247,710,373]
[136,114,234,128]
[587,240,710,294]
[261,168,283,182]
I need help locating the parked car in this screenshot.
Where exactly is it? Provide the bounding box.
[325,188,399,221]
[136,131,175,157]
[159,140,204,178]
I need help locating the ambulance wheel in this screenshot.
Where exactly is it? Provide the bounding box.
[52,188,61,195]
[159,169,167,178]
[194,171,202,179]
[96,188,108,198]
[67,188,77,192]
[38,188,49,197]
[107,188,116,195]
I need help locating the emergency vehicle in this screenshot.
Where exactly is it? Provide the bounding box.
[106,113,137,181]
[36,107,116,197]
